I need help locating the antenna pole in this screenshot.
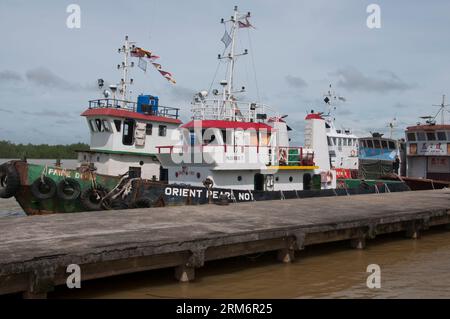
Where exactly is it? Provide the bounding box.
[118,35,135,104]
[432,94,449,125]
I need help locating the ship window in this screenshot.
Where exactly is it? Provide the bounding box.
[388,141,396,149]
[367,140,374,148]
[426,132,436,141]
[374,140,381,149]
[381,141,388,149]
[327,137,333,146]
[122,119,135,145]
[146,123,153,135]
[89,120,97,132]
[158,125,167,137]
[338,138,342,146]
[102,120,111,132]
[437,131,446,141]
[417,132,426,141]
[95,119,103,132]
[114,120,121,132]
[407,132,416,141]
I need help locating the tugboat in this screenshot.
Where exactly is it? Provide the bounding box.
[0,8,410,215]
[0,36,182,215]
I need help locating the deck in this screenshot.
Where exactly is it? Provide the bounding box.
[0,189,449,298]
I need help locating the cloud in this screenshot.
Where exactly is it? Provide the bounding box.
[23,109,75,118]
[332,67,414,93]
[0,108,14,114]
[25,67,95,91]
[285,75,308,89]
[0,70,23,82]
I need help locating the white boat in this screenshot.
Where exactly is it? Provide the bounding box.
[157,6,337,192]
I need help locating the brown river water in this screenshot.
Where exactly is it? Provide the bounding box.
[49,228,450,299]
[1,194,450,299]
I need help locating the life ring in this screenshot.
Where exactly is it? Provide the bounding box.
[56,178,81,201]
[326,171,333,184]
[80,184,109,211]
[0,163,20,199]
[278,148,287,164]
[31,176,56,200]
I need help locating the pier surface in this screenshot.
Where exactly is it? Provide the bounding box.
[0,189,449,297]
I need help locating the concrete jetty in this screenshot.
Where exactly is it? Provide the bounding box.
[0,189,449,298]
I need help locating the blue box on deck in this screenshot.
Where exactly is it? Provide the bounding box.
[137,94,159,114]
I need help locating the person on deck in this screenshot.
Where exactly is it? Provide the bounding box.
[393,156,400,175]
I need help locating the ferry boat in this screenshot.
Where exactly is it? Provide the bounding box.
[358,132,405,179]
[401,95,450,189]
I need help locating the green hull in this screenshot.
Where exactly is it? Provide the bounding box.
[11,161,120,215]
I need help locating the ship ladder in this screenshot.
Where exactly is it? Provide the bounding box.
[294,189,299,199]
[384,183,391,193]
[280,190,285,200]
[374,184,380,194]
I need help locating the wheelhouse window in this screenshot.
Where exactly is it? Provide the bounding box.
[388,141,396,149]
[426,132,436,141]
[122,119,135,145]
[367,140,374,148]
[327,137,333,146]
[417,132,426,141]
[381,140,388,149]
[102,120,111,132]
[374,140,381,149]
[437,131,446,141]
[146,123,153,135]
[407,132,416,141]
[114,120,121,132]
[158,125,167,137]
[95,119,103,132]
[89,120,97,132]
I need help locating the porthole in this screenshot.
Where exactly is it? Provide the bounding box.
[139,161,144,166]
[289,176,293,182]
[275,176,279,182]
[197,172,201,179]
[237,176,242,181]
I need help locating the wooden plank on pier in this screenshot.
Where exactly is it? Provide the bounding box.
[0,189,449,296]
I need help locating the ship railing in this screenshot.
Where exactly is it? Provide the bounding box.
[190,99,280,122]
[156,144,314,166]
[88,98,180,119]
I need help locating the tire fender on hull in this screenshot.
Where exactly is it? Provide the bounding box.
[0,163,20,199]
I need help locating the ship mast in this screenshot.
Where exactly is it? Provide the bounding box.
[218,6,250,120]
[432,94,449,125]
[117,35,135,103]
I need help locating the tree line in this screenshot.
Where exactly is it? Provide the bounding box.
[0,140,89,159]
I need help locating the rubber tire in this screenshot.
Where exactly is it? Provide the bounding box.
[0,164,20,199]
[56,178,81,201]
[133,197,152,208]
[80,185,109,211]
[31,176,57,200]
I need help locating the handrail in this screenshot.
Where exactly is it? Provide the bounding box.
[156,144,315,166]
[88,98,180,119]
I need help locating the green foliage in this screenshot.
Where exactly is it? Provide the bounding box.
[0,140,89,159]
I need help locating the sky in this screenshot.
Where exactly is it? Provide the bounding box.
[1,0,450,145]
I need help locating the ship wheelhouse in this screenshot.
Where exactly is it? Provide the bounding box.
[405,125,450,181]
[78,96,181,180]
